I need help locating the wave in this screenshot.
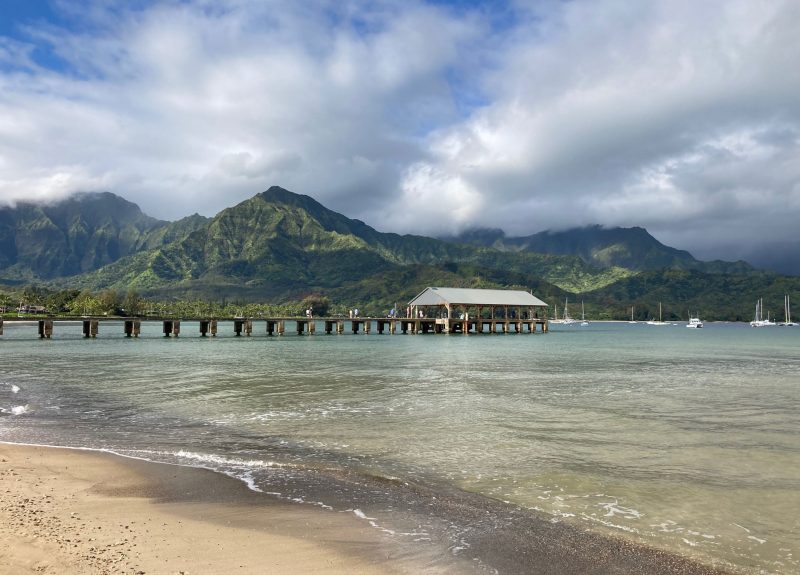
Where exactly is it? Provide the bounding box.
[1,382,21,394]
[0,404,29,415]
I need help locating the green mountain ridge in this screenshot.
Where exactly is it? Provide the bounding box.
[445,225,757,275]
[0,192,209,282]
[72,188,625,300]
[2,187,797,319]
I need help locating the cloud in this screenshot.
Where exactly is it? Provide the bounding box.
[395,0,800,261]
[0,0,482,217]
[0,0,799,266]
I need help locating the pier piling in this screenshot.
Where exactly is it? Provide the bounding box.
[82,319,99,338]
[124,319,141,337]
[163,320,180,337]
[199,319,217,337]
[38,319,53,339]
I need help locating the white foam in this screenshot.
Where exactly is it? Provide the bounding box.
[174,450,291,470]
[598,500,642,520]
[239,470,263,493]
[10,405,29,415]
[351,509,396,535]
[1,382,21,394]
[580,512,640,534]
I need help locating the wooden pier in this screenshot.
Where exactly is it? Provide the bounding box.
[2,287,551,340]
[0,316,548,339]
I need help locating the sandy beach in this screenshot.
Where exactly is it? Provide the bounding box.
[0,441,739,575]
[0,443,412,575]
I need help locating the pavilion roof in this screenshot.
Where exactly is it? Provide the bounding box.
[408,287,548,307]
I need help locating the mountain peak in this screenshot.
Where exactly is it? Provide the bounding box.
[258,185,319,206]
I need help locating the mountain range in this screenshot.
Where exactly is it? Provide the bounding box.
[1,187,797,320]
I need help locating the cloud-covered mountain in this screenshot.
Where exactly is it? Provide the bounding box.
[443,226,757,275]
[67,187,626,300]
[0,192,163,280]
[2,186,797,322]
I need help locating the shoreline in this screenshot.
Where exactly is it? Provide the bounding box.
[0,442,738,575]
[0,442,447,574]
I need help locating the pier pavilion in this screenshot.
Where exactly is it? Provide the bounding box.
[406,287,549,334]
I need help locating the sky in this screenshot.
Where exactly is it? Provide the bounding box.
[1,0,799,272]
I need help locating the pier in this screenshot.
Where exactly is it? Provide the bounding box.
[1,287,550,340]
[0,316,548,339]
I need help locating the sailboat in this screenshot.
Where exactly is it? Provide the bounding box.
[628,305,637,324]
[561,298,577,325]
[580,301,589,326]
[647,302,669,326]
[779,295,797,326]
[750,298,776,327]
[551,303,563,324]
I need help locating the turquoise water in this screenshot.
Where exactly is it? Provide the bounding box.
[1,320,798,574]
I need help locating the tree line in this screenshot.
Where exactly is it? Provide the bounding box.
[0,286,332,318]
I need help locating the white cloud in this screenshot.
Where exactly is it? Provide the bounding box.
[0,0,481,218]
[397,0,800,261]
[0,0,799,266]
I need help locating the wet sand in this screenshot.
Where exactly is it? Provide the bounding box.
[0,443,419,574]
[0,443,736,575]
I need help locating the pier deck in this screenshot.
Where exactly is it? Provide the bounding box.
[0,316,549,339]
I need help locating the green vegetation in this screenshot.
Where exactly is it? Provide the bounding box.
[2,187,798,321]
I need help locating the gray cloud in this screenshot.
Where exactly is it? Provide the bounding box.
[0,0,798,267]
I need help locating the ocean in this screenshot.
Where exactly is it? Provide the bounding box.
[1,320,798,574]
